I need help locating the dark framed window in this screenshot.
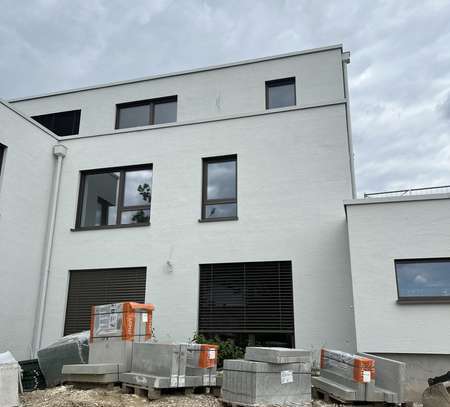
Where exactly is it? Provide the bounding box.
[265,77,296,109]
[32,110,81,136]
[395,258,450,303]
[116,96,177,129]
[201,155,237,221]
[75,164,152,230]
[0,143,6,176]
[199,261,295,348]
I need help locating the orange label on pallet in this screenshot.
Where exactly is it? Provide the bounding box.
[198,344,218,368]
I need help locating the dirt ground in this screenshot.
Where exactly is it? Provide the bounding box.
[20,385,222,407]
[19,386,424,407]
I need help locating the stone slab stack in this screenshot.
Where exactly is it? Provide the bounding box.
[222,347,311,406]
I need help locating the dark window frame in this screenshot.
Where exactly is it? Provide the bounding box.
[201,155,238,222]
[32,109,81,136]
[265,77,296,110]
[74,163,152,231]
[115,96,177,129]
[0,143,6,176]
[395,258,450,304]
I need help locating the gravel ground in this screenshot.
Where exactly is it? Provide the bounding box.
[20,385,222,407]
[20,386,424,407]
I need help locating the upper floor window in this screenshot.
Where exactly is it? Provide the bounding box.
[116,96,177,129]
[201,155,237,221]
[265,77,296,109]
[395,259,450,303]
[0,143,6,177]
[32,110,81,137]
[75,164,152,230]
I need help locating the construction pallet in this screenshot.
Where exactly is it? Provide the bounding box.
[121,382,212,400]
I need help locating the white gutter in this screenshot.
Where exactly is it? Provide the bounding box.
[31,144,67,356]
[342,51,357,199]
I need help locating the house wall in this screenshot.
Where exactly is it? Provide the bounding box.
[1,45,357,359]
[10,47,345,138]
[346,196,450,354]
[41,104,356,353]
[0,103,56,359]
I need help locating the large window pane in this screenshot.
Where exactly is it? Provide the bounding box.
[207,161,236,200]
[124,169,153,206]
[266,78,296,109]
[81,172,119,227]
[154,101,177,125]
[117,104,150,129]
[396,260,450,299]
[205,203,237,219]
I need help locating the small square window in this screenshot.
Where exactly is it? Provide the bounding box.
[116,96,177,129]
[201,155,237,221]
[266,77,296,109]
[76,164,152,229]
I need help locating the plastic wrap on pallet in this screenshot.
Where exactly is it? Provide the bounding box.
[90,302,155,342]
[223,358,311,405]
[37,331,89,387]
[186,343,218,385]
[131,343,187,388]
[320,348,375,383]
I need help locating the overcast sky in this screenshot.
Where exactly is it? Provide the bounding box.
[1,0,449,195]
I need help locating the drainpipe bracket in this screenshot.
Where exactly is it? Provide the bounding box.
[53,144,67,157]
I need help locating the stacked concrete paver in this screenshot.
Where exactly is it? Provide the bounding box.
[222,347,311,406]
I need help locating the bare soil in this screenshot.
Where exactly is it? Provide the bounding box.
[20,385,222,407]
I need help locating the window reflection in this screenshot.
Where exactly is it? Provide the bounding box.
[207,161,236,200]
[266,78,296,109]
[81,172,119,227]
[78,165,152,228]
[396,259,450,298]
[124,169,153,206]
[202,156,237,220]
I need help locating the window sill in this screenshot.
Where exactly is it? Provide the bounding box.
[397,298,450,305]
[198,216,239,223]
[71,223,150,232]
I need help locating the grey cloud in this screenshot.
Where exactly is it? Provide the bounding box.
[1,0,450,195]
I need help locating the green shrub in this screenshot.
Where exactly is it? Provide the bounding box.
[192,333,244,367]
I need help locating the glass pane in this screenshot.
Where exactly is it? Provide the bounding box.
[154,101,177,124]
[267,81,296,109]
[121,209,150,224]
[53,110,80,136]
[81,172,119,227]
[396,261,450,298]
[123,169,153,206]
[205,203,237,219]
[117,104,150,129]
[207,160,236,200]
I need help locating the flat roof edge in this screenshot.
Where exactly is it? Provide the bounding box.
[0,99,59,140]
[344,192,450,206]
[8,44,343,103]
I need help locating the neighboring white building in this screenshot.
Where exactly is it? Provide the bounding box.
[345,192,450,400]
[0,44,448,400]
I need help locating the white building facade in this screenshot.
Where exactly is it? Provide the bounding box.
[0,45,448,400]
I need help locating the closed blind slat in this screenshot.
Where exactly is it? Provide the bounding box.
[64,267,146,335]
[198,261,294,334]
